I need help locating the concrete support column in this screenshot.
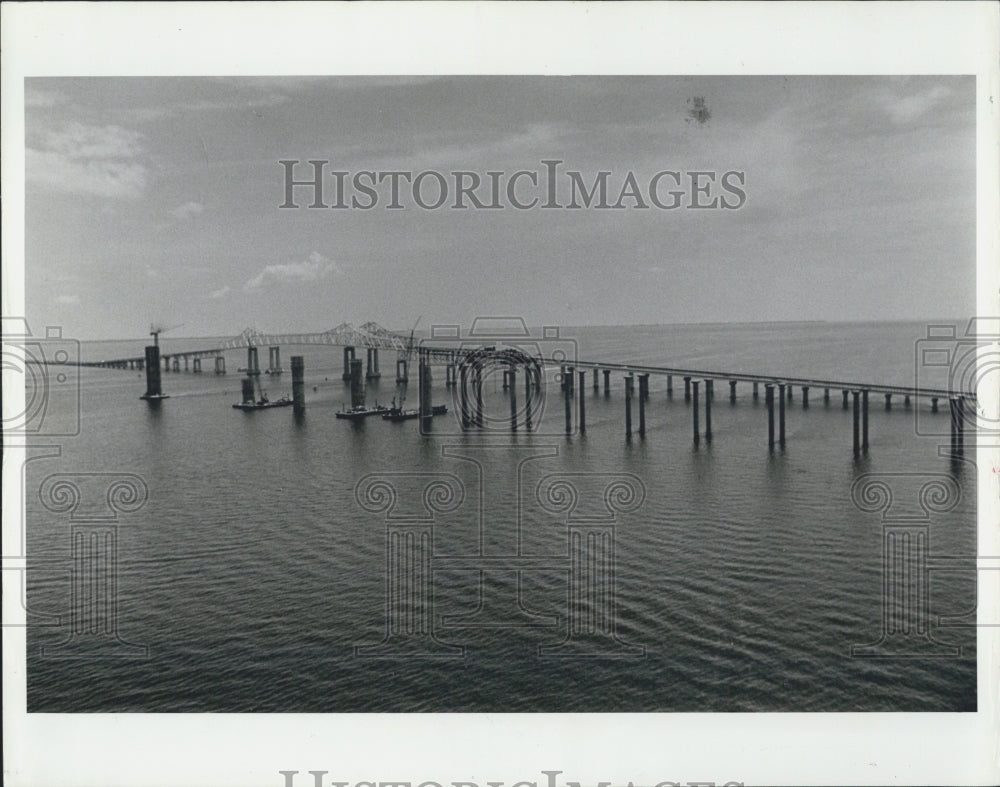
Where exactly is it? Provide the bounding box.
[692,380,700,445]
[753,381,759,400]
[241,377,256,404]
[291,356,305,414]
[460,365,470,430]
[509,368,518,431]
[343,346,355,381]
[852,390,861,456]
[684,376,692,403]
[184,356,189,372]
[729,380,737,403]
[862,390,869,453]
[578,371,586,434]
[350,358,365,409]
[624,375,633,439]
[842,389,849,409]
[592,367,599,391]
[142,345,162,399]
[667,375,673,397]
[603,369,611,395]
[801,386,809,408]
[824,387,830,405]
[931,397,938,413]
[884,393,892,411]
[904,394,911,408]
[766,384,775,450]
[564,371,573,436]
[215,356,226,375]
[192,358,201,373]
[172,358,180,373]
[778,383,786,447]
[397,358,409,384]
[704,379,712,442]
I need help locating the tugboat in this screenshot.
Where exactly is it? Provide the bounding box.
[335,401,391,420]
[232,392,293,411]
[382,394,448,422]
[232,349,292,410]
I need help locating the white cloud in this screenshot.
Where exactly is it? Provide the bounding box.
[244,251,343,290]
[55,294,80,305]
[209,286,231,300]
[25,88,63,108]
[27,121,147,198]
[885,85,952,124]
[172,201,205,220]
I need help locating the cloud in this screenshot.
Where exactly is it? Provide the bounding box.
[25,88,63,108]
[172,201,205,220]
[55,294,80,305]
[27,121,147,198]
[209,286,231,300]
[885,85,952,124]
[244,251,343,290]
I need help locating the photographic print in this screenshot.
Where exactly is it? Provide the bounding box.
[4,4,999,787]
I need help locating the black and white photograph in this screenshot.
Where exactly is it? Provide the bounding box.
[3,3,999,787]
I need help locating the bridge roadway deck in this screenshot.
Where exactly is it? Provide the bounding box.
[545,358,969,400]
[67,350,971,400]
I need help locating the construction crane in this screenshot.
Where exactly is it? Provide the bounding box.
[149,322,184,348]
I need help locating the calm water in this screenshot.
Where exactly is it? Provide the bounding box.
[25,321,977,712]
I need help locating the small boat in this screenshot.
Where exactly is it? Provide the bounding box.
[335,403,391,421]
[232,395,293,411]
[140,393,170,401]
[382,404,448,422]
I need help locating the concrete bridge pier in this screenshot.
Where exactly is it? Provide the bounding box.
[418,357,432,427]
[753,381,759,400]
[638,373,649,403]
[802,386,809,409]
[291,356,305,414]
[603,369,611,395]
[342,346,356,381]
[473,362,484,427]
[460,365,470,430]
[704,379,712,442]
[192,358,201,373]
[502,370,510,390]
[247,346,260,375]
[684,376,692,402]
[862,390,870,453]
[593,368,599,391]
[142,345,163,400]
[564,373,573,435]
[842,390,849,409]
[445,363,456,387]
[578,371,586,434]
[852,390,861,456]
[729,380,737,403]
[824,387,830,405]
[268,346,282,374]
[904,394,911,408]
[172,358,180,373]
[931,397,939,413]
[667,375,673,397]
[366,348,381,380]
[524,365,534,431]
[350,358,365,409]
[183,356,189,372]
[397,358,409,384]
[765,384,775,450]
[163,356,170,371]
[241,377,256,405]
[884,393,892,411]
[778,383,786,447]
[624,375,634,439]
[510,368,518,431]
[786,385,793,402]
[214,356,226,374]
[692,380,700,445]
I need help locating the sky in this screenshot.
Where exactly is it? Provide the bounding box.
[24,76,976,340]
